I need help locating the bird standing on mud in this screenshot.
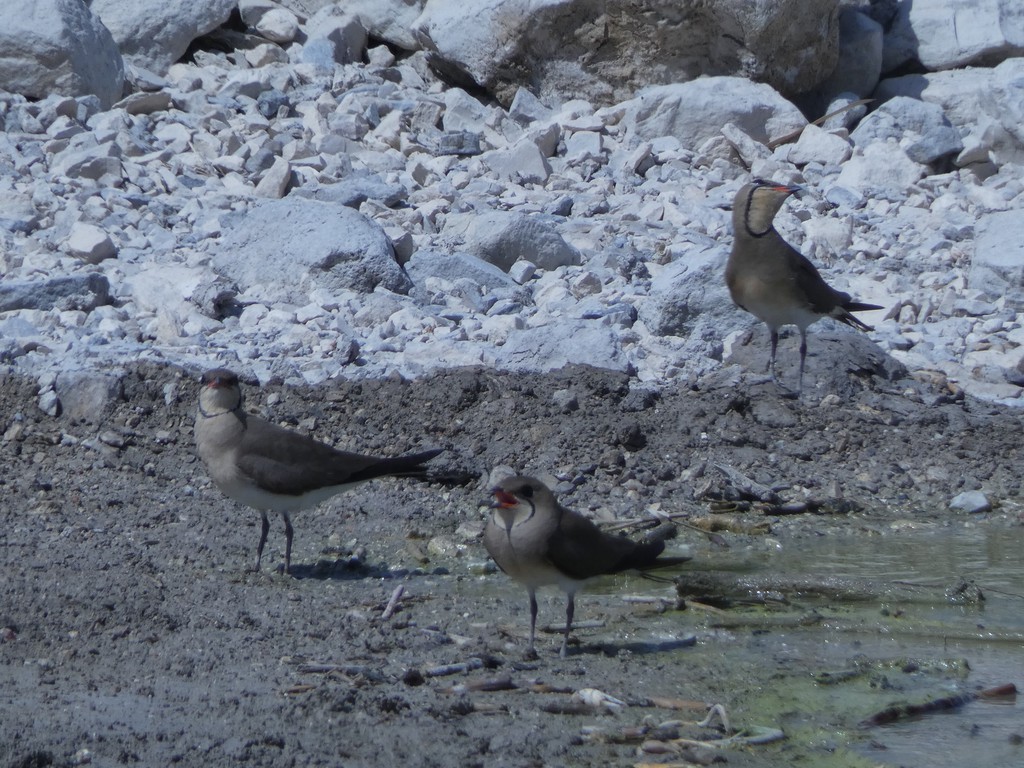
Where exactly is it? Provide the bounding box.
[194,368,442,573]
[725,179,882,394]
[484,475,689,658]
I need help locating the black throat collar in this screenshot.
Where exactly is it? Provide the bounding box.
[743,191,774,238]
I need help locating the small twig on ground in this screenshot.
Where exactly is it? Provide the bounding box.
[297,662,373,676]
[381,584,405,620]
[423,658,485,678]
[712,464,780,503]
[528,682,576,694]
[284,683,318,696]
[766,98,873,149]
[860,683,1017,727]
[540,699,599,715]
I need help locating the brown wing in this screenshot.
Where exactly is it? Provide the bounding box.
[545,505,667,580]
[786,246,882,329]
[783,246,852,315]
[237,417,440,496]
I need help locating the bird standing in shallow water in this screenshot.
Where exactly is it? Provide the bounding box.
[725,179,882,394]
[483,475,689,658]
[194,368,442,573]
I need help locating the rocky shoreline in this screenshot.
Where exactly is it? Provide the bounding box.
[2,2,1024,411]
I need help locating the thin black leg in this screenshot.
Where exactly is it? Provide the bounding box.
[560,592,576,658]
[282,512,294,574]
[798,329,808,394]
[254,512,270,571]
[768,329,779,379]
[527,588,538,659]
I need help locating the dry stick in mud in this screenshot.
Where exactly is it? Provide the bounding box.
[860,683,1018,727]
[381,584,405,620]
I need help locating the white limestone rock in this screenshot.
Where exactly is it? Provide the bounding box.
[490,322,629,374]
[508,259,538,285]
[882,0,1024,73]
[253,157,293,198]
[875,59,1024,167]
[339,0,425,51]
[462,211,582,273]
[969,210,1024,309]
[54,370,124,423]
[406,250,518,293]
[410,0,838,107]
[65,223,117,263]
[787,124,852,167]
[949,490,992,514]
[622,78,807,148]
[805,7,883,114]
[305,6,368,65]
[850,96,963,166]
[637,245,732,338]
[91,0,236,74]
[835,141,926,193]
[0,0,125,109]
[123,265,214,315]
[260,9,301,43]
[212,198,411,304]
[0,274,111,313]
[0,188,42,234]
[481,140,552,184]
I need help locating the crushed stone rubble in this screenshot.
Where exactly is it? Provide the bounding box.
[1,16,1023,410]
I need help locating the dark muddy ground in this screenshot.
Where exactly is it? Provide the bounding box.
[2,340,1023,767]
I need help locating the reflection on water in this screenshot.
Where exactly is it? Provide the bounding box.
[711,526,1024,767]
[457,525,1023,767]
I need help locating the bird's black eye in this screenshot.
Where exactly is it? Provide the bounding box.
[519,484,534,499]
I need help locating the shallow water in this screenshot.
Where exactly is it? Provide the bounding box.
[462,524,1024,767]
[683,525,1024,767]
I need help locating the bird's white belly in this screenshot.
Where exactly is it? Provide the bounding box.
[502,557,583,593]
[746,299,821,332]
[215,476,361,512]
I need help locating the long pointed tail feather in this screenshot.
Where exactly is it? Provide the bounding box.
[837,301,883,332]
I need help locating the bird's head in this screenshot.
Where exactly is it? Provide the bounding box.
[489,475,551,532]
[198,368,243,416]
[736,178,803,237]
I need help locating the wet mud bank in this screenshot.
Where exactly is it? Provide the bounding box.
[2,363,1022,767]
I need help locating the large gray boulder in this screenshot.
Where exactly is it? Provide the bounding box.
[850,96,963,166]
[0,273,111,313]
[0,0,124,109]
[803,7,883,116]
[211,199,412,304]
[91,0,236,74]
[621,77,807,148]
[970,211,1024,309]
[490,322,630,373]
[881,0,1024,73]
[875,59,1024,167]
[460,211,582,273]
[406,250,518,293]
[637,246,732,338]
[337,0,423,50]
[349,0,840,107]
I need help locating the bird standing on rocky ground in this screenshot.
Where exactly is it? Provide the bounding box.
[725,179,883,395]
[483,475,689,658]
[194,368,442,574]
